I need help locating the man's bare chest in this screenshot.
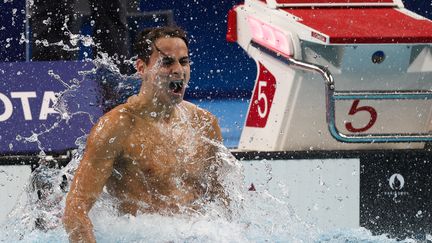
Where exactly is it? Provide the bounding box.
[121,122,211,176]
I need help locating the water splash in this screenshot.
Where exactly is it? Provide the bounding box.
[0,141,414,242]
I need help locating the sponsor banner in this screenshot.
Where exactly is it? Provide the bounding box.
[0,62,103,154]
[360,152,432,238]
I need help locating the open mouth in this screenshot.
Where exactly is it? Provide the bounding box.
[169,80,184,94]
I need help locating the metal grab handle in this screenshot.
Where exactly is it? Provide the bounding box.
[250,40,432,143]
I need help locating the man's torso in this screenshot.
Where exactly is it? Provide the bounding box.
[105,102,218,215]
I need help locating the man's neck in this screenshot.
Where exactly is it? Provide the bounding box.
[128,94,178,122]
[148,104,177,122]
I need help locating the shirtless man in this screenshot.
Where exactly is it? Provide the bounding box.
[63,26,226,242]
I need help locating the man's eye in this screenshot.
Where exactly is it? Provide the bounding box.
[162,58,174,66]
[180,58,190,66]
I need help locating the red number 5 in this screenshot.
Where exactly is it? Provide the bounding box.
[345,99,378,133]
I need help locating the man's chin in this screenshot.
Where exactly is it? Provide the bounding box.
[170,90,185,102]
[166,95,184,106]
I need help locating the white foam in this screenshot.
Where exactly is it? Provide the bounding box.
[0,144,410,243]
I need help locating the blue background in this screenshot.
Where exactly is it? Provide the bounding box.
[0,1,431,151]
[1,0,431,99]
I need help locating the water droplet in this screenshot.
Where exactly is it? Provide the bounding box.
[109,137,116,143]
[150,112,157,118]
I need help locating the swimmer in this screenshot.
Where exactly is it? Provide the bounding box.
[63,26,227,242]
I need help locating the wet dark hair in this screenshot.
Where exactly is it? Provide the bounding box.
[134,26,189,64]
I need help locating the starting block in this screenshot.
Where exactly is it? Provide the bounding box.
[227,0,432,151]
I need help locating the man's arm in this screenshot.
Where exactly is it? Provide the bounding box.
[63,111,128,242]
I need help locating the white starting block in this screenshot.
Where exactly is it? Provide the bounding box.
[227,0,432,151]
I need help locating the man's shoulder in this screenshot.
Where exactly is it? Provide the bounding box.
[91,104,135,136]
[103,104,135,121]
[180,101,221,140]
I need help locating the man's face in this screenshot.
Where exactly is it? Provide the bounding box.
[138,37,190,106]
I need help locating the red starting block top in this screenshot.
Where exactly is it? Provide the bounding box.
[261,0,401,7]
[275,0,395,5]
[283,8,432,44]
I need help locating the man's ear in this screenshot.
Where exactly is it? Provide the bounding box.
[136,59,146,74]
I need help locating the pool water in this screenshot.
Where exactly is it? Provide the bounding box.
[0,144,415,243]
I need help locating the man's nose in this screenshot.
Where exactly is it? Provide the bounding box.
[170,60,185,77]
